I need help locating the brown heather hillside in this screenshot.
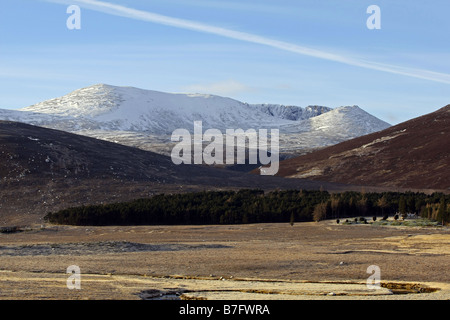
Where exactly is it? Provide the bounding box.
[273,105,450,191]
[0,121,352,225]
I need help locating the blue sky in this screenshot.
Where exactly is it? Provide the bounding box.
[0,0,449,124]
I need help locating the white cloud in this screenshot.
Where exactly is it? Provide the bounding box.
[46,0,450,84]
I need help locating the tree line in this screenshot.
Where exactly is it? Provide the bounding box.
[43,189,450,226]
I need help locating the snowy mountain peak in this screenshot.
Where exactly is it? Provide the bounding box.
[309,105,390,137]
[21,83,122,118]
[0,84,391,155]
[16,84,335,133]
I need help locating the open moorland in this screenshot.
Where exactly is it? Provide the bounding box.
[1,219,449,300]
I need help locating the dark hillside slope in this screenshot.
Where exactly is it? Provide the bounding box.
[0,121,350,225]
[274,105,450,191]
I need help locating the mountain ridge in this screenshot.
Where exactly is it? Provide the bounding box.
[0,84,390,156]
[273,104,450,191]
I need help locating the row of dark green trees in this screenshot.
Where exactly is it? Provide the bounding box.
[44,189,450,226]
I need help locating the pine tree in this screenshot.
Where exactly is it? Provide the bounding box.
[399,196,407,219]
[437,197,446,225]
[377,195,388,217]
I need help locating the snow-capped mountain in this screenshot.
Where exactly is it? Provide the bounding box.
[278,105,393,153]
[0,84,390,155]
[9,84,327,133]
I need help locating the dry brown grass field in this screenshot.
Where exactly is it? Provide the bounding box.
[1,219,449,300]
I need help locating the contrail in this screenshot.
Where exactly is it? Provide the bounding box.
[50,0,450,84]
